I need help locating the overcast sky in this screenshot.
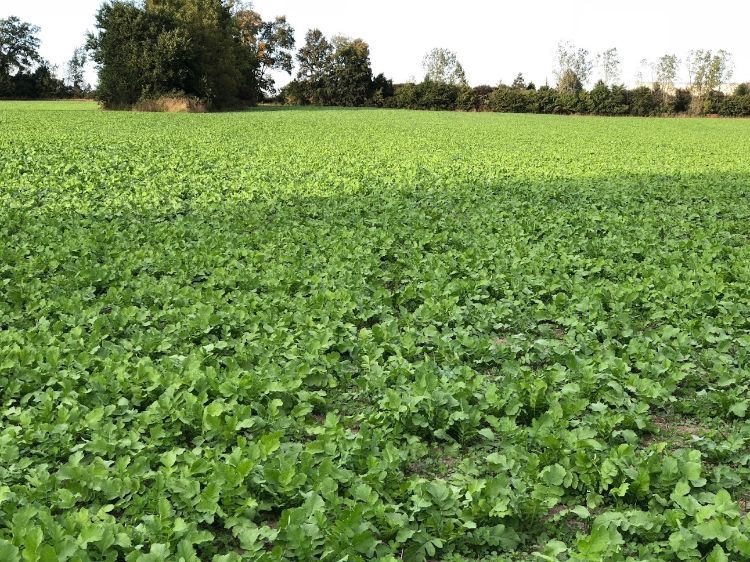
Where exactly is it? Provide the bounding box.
[3,0,749,88]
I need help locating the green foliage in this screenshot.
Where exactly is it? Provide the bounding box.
[0,16,41,78]
[2,104,750,560]
[589,81,628,115]
[284,30,375,107]
[626,86,659,116]
[0,16,71,100]
[378,80,747,117]
[487,86,533,113]
[331,37,373,107]
[557,69,583,94]
[87,0,294,109]
[422,48,467,86]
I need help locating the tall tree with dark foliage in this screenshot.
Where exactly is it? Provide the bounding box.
[87,0,294,109]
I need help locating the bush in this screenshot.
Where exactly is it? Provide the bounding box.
[702,91,725,115]
[456,86,479,111]
[554,91,586,114]
[533,87,558,114]
[627,87,659,116]
[672,89,692,114]
[386,82,418,109]
[487,86,532,113]
[718,94,750,117]
[471,85,494,111]
[415,81,460,111]
[132,93,207,113]
[589,81,629,115]
[370,73,394,107]
[281,80,311,105]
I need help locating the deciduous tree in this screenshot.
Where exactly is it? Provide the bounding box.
[295,28,334,104]
[0,16,41,77]
[651,54,680,91]
[554,41,592,86]
[595,48,620,85]
[331,36,373,106]
[65,46,88,95]
[422,48,467,86]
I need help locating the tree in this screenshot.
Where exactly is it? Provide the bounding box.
[258,16,294,92]
[65,46,88,95]
[297,29,332,81]
[595,48,620,85]
[330,36,373,106]
[87,1,193,107]
[422,48,467,86]
[589,80,627,115]
[292,31,378,107]
[554,41,592,86]
[234,9,294,96]
[1,17,70,99]
[0,16,41,77]
[511,73,526,89]
[371,72,394,106]
[296,28,334,104]
[689,49,733,96]
[147,0,244,107]
[654,54,679,89]
[635,58,653,85]
[628,86,658,116]
[88,0,291,108]
[557,68,583,94]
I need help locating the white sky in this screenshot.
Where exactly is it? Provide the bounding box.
[3,0,749,88]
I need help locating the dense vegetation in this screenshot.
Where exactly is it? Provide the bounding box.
[84,0,294,109]
[281,38,749,116]
[2,102,750,560]
[2,6,748,115]
[0,17,86,100]
[375,80,750,117]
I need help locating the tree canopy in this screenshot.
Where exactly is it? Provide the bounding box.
[0,16,70,99]
[283,29,376,107]
[422,48,467,86]
[86,0,294,108]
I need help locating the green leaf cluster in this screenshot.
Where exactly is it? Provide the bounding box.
[1,104,750,560]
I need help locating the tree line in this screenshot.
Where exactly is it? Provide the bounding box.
[0,17,89,99]
[2,4,749,116]
[282,39,748,117]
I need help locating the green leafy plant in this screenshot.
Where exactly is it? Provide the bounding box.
[1,102,750,560]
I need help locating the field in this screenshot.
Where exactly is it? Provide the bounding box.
[2,101,750,561]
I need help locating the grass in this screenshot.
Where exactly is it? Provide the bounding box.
[1,103,750,561]
[0,99,99,111]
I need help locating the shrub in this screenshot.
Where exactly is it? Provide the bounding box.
[533,87,558,114]
[487,86,532,113]
[456,86,479,111]
[554,91,586,114]
[702,91,725,115]
[471,85,494,111]
[386,82,418,109]
[132,93,207,113]
[719,94,750,117]
[672,89,692,114]
[627,86,658,116]
[589,81,629,115]
[415,81,460,111]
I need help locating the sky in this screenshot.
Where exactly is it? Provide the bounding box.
[3,0,749,89]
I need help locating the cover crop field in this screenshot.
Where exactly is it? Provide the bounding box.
[2,101,750,561]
